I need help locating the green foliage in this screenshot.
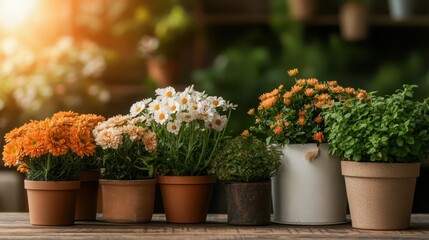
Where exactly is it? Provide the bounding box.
[25,154,80,181]
[100,136,156,180]
[324,85,429,163]
[211,135,281,182]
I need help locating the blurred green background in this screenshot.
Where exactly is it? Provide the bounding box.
[0,0,429,212]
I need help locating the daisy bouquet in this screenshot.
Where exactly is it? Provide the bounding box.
[248,69,368,145]
[2,111,105,181]
[130,85,237,176]
[92,115,158,180]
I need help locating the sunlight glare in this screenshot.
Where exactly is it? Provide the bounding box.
[0,0,37,28]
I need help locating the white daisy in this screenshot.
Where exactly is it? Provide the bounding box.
[207,96,226,108]
[154,110,169,125]
[167,120,181,135]
[155,86,176,98]
[148,99,162,114]
[211,115,228,132]
[130,100,146,117]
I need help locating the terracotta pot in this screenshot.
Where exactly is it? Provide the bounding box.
[339,2,369,41]
[272,144,348,225]
[158,176,216,223]
[99,179,156,223]
[225,181,271,225]
[25,180,80,226]
[342,161,420,230]
[75,170,100,221]
[287,0,318,22]
[146,56,180,87]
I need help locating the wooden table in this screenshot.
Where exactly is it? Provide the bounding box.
[0,213,429,239]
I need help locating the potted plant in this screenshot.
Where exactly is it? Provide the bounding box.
[323,85,429,230]
[130,85,236,223]
[339,0,370,41]
[248,68,367,225]
[211,135,281,225]
[135,3,191,87]
[92,114,158,223]
[2,111,104,226]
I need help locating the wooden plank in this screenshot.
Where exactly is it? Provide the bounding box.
[0,213,428,239]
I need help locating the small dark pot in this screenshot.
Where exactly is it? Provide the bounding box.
[225,181,271,225]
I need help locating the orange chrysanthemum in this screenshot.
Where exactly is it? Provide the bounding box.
[297,118,305,126]
[283,91,293,99]
[314,115,323,124]
[327,81,338,87]
[258,97,278,110]
[46,126,69,157]
[69,127,96,157]
[247,108,255,115]
[304,88,315,97]
[241,130,249,136]
[315,84,327,91]
[2,141,22,167]
[292,85,303,93]
[275,114,283,120]
[345,87,356,95]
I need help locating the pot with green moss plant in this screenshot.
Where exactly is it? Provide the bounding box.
[93,115,158,223]
[211,135,281,225]
[324,85,429,230]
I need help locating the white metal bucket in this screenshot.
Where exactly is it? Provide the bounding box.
[271,143,348,225]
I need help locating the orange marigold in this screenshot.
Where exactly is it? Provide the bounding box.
[315,83,327,91]
[345,87,356,95]
[275,114,283,120]
[327,81,338,87]
[241,130,249,136]
[258,97,278,110]
[298,110,306,117]
[284,121,290,127]
[314,101,325,109]
[314,115,323,124]
[296,79,306,86]
[283,99,291,106]
[247,108,255,115]
[283,91,293,99]
[357,90,369,100]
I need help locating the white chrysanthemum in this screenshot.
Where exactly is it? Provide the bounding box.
[177,92,191,109]
[94,128,123,149]
[211,115,228,132]
[166,98,180,114]
[155,86,176,98]
[167,120,181,135]
[124,125,146,141]
[106,115,131,128]
[154,110,169,125]
[130,100,146,117]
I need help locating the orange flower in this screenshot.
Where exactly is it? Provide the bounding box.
[241,130,249,136]
[283,99,291,106]
[313,132,324,143]
[284,121,290,127]
[326,100,335,106]
[296,79,306,86]
[292,85,303,93]
[297,118,305,126]
[2,141,22,167]
[46,126,69,157]
[306,78,318,86]
[23,131,47,158]
[298,110,306,117]
[69,128,96,157]
[331,86,344,93]
[275,114,283,120]
[247,108,255,115]
[314,101,325,109]
[304,103,312,110]
[258,97,278,110]
[345,87,356,95]
[283,91,293,99]
[315,84,327,91]
[316,93,330,101]
[273,126,283,135]
[357,90,368,100]
[287,68,298,76]
[327,81,338,87]
[314,115,323,124]
[304,88,315,96]
[276,120,282,126]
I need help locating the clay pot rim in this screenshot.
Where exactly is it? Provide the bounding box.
[341,161,420,178]
[99,178,156,186]
[157,175,216,185]
[24,180,80,190]
[79,169,100,181]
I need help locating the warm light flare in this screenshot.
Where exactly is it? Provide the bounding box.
[0,0,37,28]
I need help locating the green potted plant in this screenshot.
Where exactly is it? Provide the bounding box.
[211,135,281,225]
[324,84,429,230]
[129,85,236,223]
[2,111,104,226]
[93,114,158,223]
[249,68,367,225]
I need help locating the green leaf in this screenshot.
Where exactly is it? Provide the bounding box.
[397,138,404,147]
[406,136,415,145]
